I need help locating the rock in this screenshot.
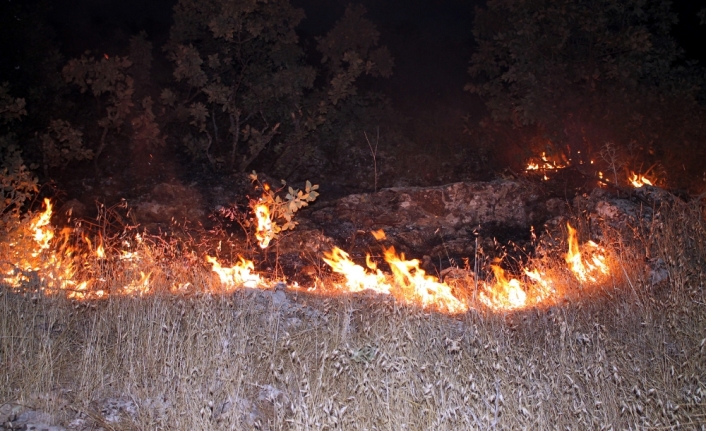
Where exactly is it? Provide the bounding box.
[300,179,555,259]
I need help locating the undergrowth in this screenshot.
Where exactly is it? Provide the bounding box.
[0,195,705,430]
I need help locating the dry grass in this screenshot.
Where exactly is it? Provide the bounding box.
[1,199,705,430]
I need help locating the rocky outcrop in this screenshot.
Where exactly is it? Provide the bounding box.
[303,180,562,256]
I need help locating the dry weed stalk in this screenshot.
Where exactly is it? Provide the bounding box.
[0,197,705,430]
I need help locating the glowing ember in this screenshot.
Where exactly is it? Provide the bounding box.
[565,223,609,283]
[525,152,568,180]
[207,255,260,289]
[629,172,654,188]
[254,203,274,249]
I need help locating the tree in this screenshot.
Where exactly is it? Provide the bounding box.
[467,0,706,190]
[163,0,394,175]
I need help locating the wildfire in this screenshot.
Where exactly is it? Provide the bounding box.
[254,203,274,249]
[565,223,609,283]
[206,255,260,289]
[478,264,556,311]
[629,172,654,188]
[525,152,568,180]
[30,198,54,254]
[2,198,617,315]
[323,246,467,313]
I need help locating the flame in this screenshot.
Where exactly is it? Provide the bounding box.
[323,246,467,313]
[206,255,260,289]
[30,198,54,254]
[2,198,619,315]
[565,223,609,283]
[371,229,386,240]
[479,264,527,310]
[123,271,151,296]
[629,172,654,188]
[383,246,467,313]
[525,152,568,180]
[254,203,274,249]
[323,247,390,294]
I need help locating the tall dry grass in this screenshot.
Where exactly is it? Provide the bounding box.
[1,198,705,430]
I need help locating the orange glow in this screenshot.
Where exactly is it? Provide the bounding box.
[565,223,609,283]
[123,271,151,296]
[3,198,620,315]
[479,264,527,310]
[323,246,467,313]
[254,203,274,249]
[371,229,386,240]
[323,247,390,294]
[384,246,467,313]
[30,198,54,254]
[525,152,568,181]
[629,172,654,188]
[206,255,260,289]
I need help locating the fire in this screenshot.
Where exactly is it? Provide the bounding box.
[525,152,568,180]
[565,223,609,283]
[2,198,618,315]
[323,247,390,294]
[383,246,467,313]
[206,255,260,289]
[30,198,54,254]
[629,172,654,188]
[323,246,467,313]
[123,271,151,296]
[371,229,386,240]
[478,264,556,311]
[254,203,274,249]
[479,264,527,309]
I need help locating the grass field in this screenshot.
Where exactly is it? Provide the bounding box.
[1,198,705,430]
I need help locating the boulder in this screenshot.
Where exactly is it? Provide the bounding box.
[303,180,556,256]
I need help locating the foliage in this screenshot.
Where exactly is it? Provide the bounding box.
[248,171,319,237]
[62,53,136,172]
[40,119,93,173]
[0,84,38,228]
[163,0,393,174]
[467,0,706,190]
[164,0,316,171]
[317,4,394,105]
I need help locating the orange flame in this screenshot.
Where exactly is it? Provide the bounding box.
[323,246,467,313]
[525,152,568,180]
[629,172,654,188]
[565,223,609,283]
[206,255,260,289]
[479,264,527,310]
[323,247,390,294]
[3,198,619,314]
[30,198,54,255]
[123,271,151,296]
[254,203,274,249]
[371,229,386,240]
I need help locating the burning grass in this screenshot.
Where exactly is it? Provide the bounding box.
[1,195,705,429]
